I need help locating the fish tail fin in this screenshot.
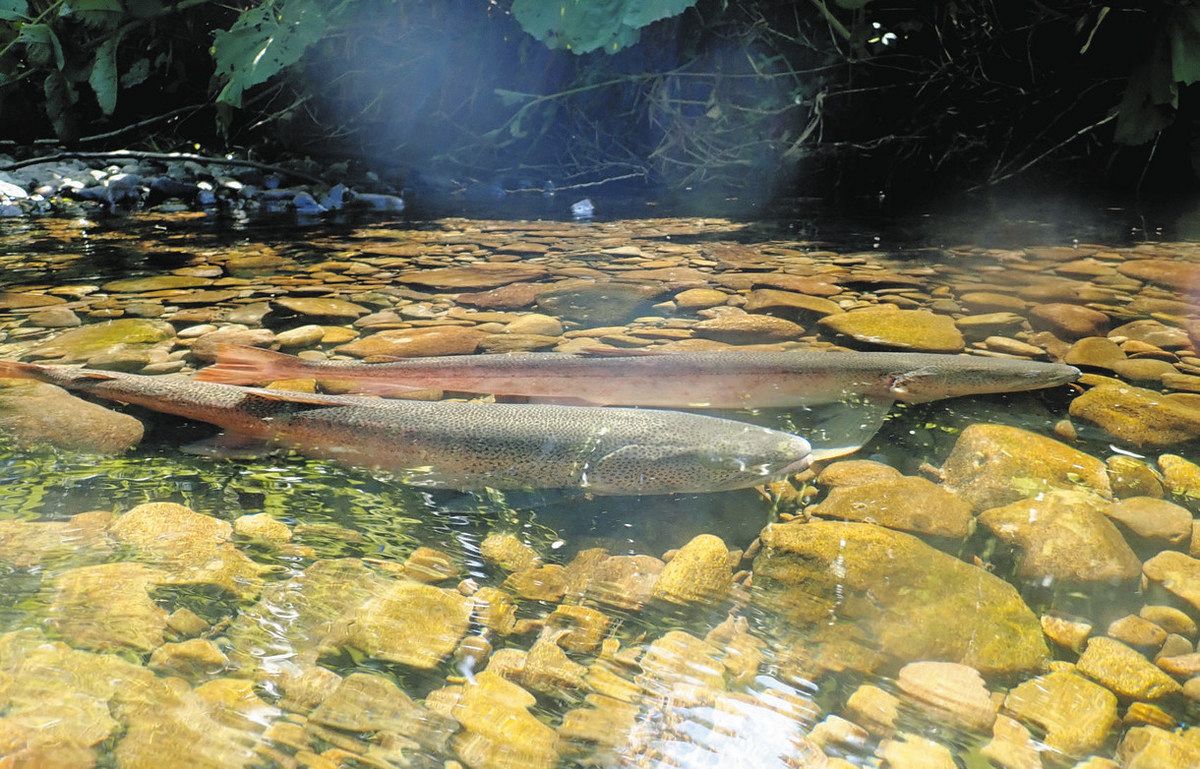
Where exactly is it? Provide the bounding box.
[0,359,51,382]
[196,345,301,385]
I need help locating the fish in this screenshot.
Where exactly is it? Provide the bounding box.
[0,361,812,496]
[196,346,1082,408]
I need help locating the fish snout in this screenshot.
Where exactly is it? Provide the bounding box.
[776,435,813,476]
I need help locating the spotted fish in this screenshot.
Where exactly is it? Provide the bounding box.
[0,361,812,495]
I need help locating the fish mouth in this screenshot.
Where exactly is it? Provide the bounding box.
[779,454,813,476]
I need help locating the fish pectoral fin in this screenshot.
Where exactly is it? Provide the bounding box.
[801,398,894,462]
[181,432,276,459]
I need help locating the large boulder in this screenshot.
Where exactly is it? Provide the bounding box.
[0,378,143,453]
[940,423,1111,511]
[752,521,1048,675]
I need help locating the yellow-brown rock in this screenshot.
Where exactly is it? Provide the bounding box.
[978,490,1140,584]
[1160,454,1200,498]
[844,684,899,736]
[1076,637,1181,700]
[432,671,559,769]
[49,562,170,653]
[1107,615,1168,652]
[1070,384,1200,447]
[753,521,1048,675]
[1117,725,1200,769]
[815,459,902,488]
[107,502,267,599]
[981,715,1042,769]
[1105,497,1192,551]
[652,534,734,605]
[808,475,973,538]
[562,549,663,611]
[546,604,611,654]
[232,513,292,543]
[1143,550,1200,612]
[503,564,567,602]
[479,532,541,572]
[818,308,965,353]
[1106,455,1164,499]
[1003,670,1117,758]
[322,580,471,669]
[896,661,998,732]
[940,423,1111,511]
[148,638,229,678]
[0,379,145,453]
[876,733,958,769]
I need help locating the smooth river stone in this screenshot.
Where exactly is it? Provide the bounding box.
[322,580,472,669]
[397,263,548,289]
[940,423,1112,511]
[27,318,175,362]
[1070,384,1200,447]
[977,490,1141,584]
[806,475,973,539]
[896,661,998,732]
[535,282,666,326]
[0,291,66,309]
[1143,551,1200,613]
[272,297,369,320]
[1109,319,1193,349]
[742,289,843,319]
[1104,497,1193,548]
[1002,671,1118,758]
[335,326,486,358]
[692,312,804,343]
[0,378,143,453]
[1076,637,1181,700]
[102,275,211,292]
[1117,259,1200,292]
[817,308,965,353]
[1028,303,1111,339]
[753,521,1048,675]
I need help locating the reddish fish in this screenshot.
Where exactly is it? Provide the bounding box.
[197,345,1081,407]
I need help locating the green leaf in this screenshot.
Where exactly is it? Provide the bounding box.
[511,0,699,54]
[1169,5,1200,85]
[18,24,65,70]
[42,71,78,140]
[89,37,119,115]
[120,57,149,88]
[212,0,326,108]
[832,0,870,9]
[0,0,27,21]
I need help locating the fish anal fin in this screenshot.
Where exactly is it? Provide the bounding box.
[181,432,276,459]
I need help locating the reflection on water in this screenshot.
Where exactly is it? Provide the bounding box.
[0,205,1198,768]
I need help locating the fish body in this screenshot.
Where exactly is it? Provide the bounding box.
[0,361,811,495]
[197,346,1081,407]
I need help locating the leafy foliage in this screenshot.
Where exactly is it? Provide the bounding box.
[211,0,327,108]
[511,0,699,53]
[1115,4,1200,144]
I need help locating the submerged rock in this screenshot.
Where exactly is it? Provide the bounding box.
[940,423,1111,511]
[807,475,973,539]
[753,521,1048,675]
[978,490,1141,584]
[1070,384,1200,447]
[1142,551,1200,612]
[896,661,997,732]
[107,502,268,599]
[0,378,143,453]
[1076,637,1181,700]
[49,562,170,653]
[427,671,559,769]
[322,579,471,668]
[651,533,734,605]
[334,326,485,358]
[27,318,175,362]
[817,308,965,353]
[398,263,548,290]
[1002,670,1117,759]
[536,281,666,326]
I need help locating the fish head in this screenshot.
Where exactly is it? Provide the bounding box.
[587,427,812,495]
[882,356,1080,403]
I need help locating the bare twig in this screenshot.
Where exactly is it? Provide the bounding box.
[973,112,1117,189]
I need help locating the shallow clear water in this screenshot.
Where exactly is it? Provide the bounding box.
[0,202,1198,769]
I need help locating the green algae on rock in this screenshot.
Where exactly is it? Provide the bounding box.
[752,521,1049,675]
[1002,670,1118,758]
[940,423,1112,511]
[817,308,965,353]
[26,318,175,362]
[1076,637,1182,700]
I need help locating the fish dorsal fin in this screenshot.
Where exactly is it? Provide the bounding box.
[241,387,346,407]
[76,371,118,380]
